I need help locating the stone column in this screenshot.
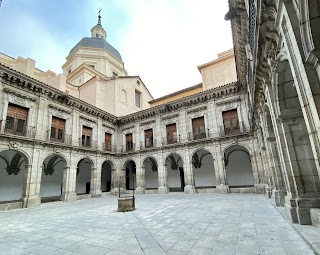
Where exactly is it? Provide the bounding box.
[184,149,195,194]
[34,96,47,140]
[61,166,77,202]
[214,145,229,193]
[136,166,145,194]
[22,164,41,208]
[110,168,117,195]
[158,164,168,194]
[90,167,102,198]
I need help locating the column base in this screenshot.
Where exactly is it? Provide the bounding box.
[135,187,145,195]
[111,188,125,196]
[90,190,102,198]
[255,184,267,194]
[272,189,286,206]
[285,195,320,225]
[22,196,41,208]
[184,185,195,194]
[61,192,77,202]
[216,184,229,194]
[266,186,273,198]
[158,186,168,194]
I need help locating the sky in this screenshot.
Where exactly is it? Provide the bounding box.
[0,0,233,98]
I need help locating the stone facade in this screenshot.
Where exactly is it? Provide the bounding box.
[227,0,320,225]
[0,60,262,211]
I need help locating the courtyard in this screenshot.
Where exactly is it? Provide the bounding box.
[0,194,315,255]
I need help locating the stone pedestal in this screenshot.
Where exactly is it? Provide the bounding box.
[61,192,77,202]
[184,185,195,194]
[135,187,144,195]
[118,197,135,212]
[216,184,229,194]
[310,209,320,229]
[272,189,286,206]
[266,186,272,198]
[285,196,320,225]
[255,184,267,194]
[158,186,168,194]
[22,196,41,208]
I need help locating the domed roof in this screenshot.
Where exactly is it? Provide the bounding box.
[69,37,122,61]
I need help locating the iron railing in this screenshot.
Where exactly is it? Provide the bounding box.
[162,134,180,145]
[141,139,156,150]
[3,120,36,138]
[188,128,209,141]
[79,138,97,149]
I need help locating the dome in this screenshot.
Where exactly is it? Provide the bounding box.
[69,37,122,61]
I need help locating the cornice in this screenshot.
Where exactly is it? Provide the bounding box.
[3,86,37,102]
[0,64,118,124]
[120,82,241,124]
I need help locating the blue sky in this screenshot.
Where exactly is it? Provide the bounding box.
[0,0,233,98]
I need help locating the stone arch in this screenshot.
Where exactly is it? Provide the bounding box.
[0,149,30,203]
[40,153,67,202]
[165,153,184,192]
[76,157,95,195]
[224,145,255,189]
[0,147,31,165]
[40,152,69,168]
[143,156,158,191]
[101,160,115,193]
[191,148,216,190]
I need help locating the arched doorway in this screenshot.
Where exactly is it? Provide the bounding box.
[192,149,216,191]
[40,154,66,202]
[124,160,136,190]
[101,160,113,192]
[0,150,28,204]
[166,153,184,192]
[224,145,254,190]
[76,158,94,196]
[143,157,158,193]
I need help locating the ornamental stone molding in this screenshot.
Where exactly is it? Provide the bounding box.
[140,120,155,127]
[8,141,20,150]
[80,115,96,128]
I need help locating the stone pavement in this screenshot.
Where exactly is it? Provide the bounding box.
[0,194,315,255]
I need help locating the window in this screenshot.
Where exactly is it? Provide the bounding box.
[166,123,177,144]
[5,104,28,136]
[105,133,112,151]
[96,34,99,37]
[126,133,133,151]
[144,129,153,148]
[113,72,118,78]
[121,89,127,103]
[82,126,92,147]
[192,117,206,140]
[222,109,239,135]
[135,90,141,108]
[50,117,65,142]
[68,69,71,74]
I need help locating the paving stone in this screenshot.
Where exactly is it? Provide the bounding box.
[0,194,317,255]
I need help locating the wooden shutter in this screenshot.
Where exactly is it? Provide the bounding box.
[51,117,65,141]
[144,129,153,147]
[105,133,112,151]
[6,104,28,134]
[126,133,133,151]
[82,126,92,146]
[222,109,239,134]
[192,117,205,139]
[166,123,177,144]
